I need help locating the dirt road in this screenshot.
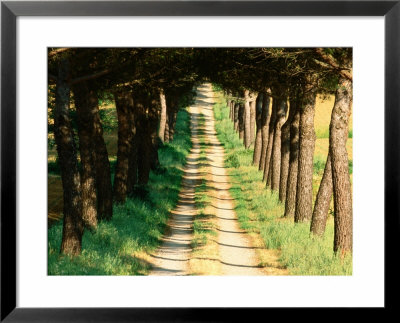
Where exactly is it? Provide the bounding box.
[149,83,264,275]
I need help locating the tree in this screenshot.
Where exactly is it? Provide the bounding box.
[250,94,256,144]
[294,79,317,223]
[252,93,263,165]
[113,90,136,203]
[244,89,252,149]
[313,48,353,254]
[73,82,99,230]
[234,101,240,132]
[279,95,298,201]
[331,75,353,254]
[89,88,113,221]
[310,152,332,236]
[54,58,83,256]
[259,93,271,171]
[158,88,167,143]
[284,100,301,218]
[263,99,277,182]
[271,96,288,191]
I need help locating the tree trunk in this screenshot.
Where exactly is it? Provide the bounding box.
[331,76,353,255]
[279,98,297,202]
[294,86,317,223]
[267,156,273,187]
[252,93,263,165]
[137,113,152,185]
[250,97,256,144]
[164,108,170,143]
[284,102,301,218]
[113,91,135,204]
[149,103,160,171]
[271,99,287,191]
[310,152,333,236]
[263,99,277,182]
[90,88,113,221]
[169,108,178,141]
[73,82,98,230]
[167,94,178,141]
[231,101,235,122]
[259,93,271,171]
[127,133,138,196]
[244,90,251,149]
[158,89,167,143]
[234,102,239,132]
[238,102,245,140]
[55,59,83,256]
[126,105,138,196]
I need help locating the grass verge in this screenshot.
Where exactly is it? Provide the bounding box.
[213,89,352,275]
[48,107,192,275]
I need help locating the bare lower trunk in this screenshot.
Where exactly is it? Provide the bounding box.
[250,98,256,144]
[149,104,160,171]
[271,99,287,191]
[279,98,297,201]
[252,93,263,165]
[259,93,271,171]
[238,102,245,140]
[56,59,83,256]
[164,109,170,143]
[90,89,112,221]
[244,90,251,149]
[168,105,178,141]
[294,87,317,223]
[263,99,277,182]
[73,82,98,230]
[310,152,333,236]
[284,103,301,218]
[170,109,178,141]
[234,102,239,132]
[331,76,353,255]
[135,95,160,185]
[158,89,167,143]
[113,91,135,204]
[127,133,138,196]
[137,113,152,185]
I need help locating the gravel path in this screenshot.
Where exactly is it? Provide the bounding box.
[200,84,264,275]
[150,83,264,275]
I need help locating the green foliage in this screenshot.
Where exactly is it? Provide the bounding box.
[316,128,330,139]
[48,107,192,275]
[98,107,118,133]
[348,129,353,138]
[313,155,326,176]
[315,128,353,139]
[48,159,61,175]
[213,91,352,275]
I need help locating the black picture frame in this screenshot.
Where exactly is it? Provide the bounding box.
[1,1,398,321]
